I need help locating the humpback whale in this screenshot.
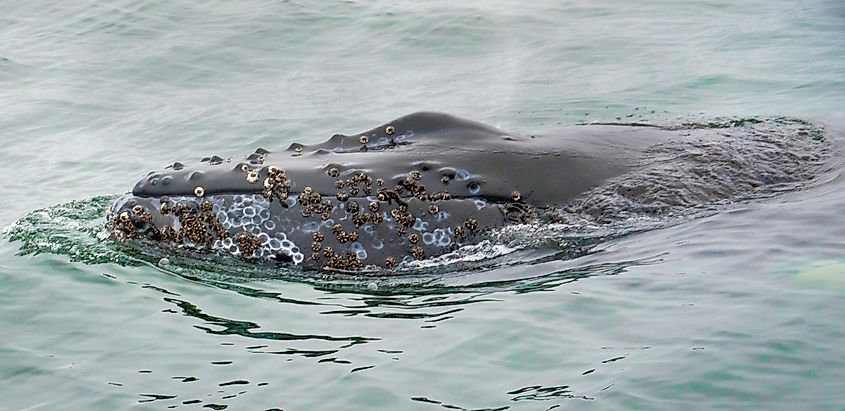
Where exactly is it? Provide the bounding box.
[107,112,823,271]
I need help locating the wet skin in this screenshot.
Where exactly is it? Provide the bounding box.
[109,112,685,271]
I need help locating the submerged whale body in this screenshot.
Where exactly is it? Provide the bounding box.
[108,112,827,271]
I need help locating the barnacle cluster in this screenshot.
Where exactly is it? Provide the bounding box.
[145,194,286,258]
[293,183,368,269]
[340,172,374,196]
[111,205,156,241]
[323,248,366,271]
[261,166,291,206]
[330,223,359,243]
[305,166,493,268]
[283,164,470,268]
[307,238,363,271]
[297,186,333,220]
[159,197,229,247]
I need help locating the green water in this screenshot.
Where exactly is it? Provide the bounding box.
[2,1,845,409]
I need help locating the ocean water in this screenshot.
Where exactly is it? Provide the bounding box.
[2,0,845,410]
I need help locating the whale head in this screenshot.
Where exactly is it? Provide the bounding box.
[108,112,541,270]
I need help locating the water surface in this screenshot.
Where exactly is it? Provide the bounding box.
[2,1,844,409]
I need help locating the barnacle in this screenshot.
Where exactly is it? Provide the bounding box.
[410,246,424,259]
[465,218,478,231]
[236,232,261,258]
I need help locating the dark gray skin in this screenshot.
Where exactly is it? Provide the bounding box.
[109,112,687,271]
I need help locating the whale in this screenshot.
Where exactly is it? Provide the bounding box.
[107,112,822,271]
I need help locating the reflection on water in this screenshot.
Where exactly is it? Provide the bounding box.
[163,297,377,345]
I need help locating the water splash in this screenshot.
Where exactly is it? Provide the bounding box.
[2,195,141,266]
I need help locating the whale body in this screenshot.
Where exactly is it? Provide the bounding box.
[108,112,812,271]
